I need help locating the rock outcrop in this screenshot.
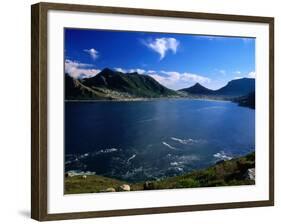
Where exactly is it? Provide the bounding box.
[119,184,130,191]
[244,168,255,180]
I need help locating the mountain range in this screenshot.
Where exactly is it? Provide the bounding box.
[65,68,178,100]
[65,68,255,108]
[179,78,255,97]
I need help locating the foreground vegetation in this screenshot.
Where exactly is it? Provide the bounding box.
[65,152,255,194]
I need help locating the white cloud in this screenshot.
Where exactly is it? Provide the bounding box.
[114,67,127,73]
[144,38,179,60]
[149,71,210,90]
[84,48,99,60]
[65,60,91,69]
[247,71,256,78]
[234,76,243,80]
[114,68,146,74]
[182,73,211,83]
[65,59,100,79]
[147,70,156,74]
[129,68,146,74]
[234,71,255,80]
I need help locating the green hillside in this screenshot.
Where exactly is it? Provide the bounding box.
[65,68,179,100]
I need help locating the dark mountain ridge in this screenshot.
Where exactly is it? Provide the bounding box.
[179,78,255,98]
[215,78,255,96]
[179,83,214,95]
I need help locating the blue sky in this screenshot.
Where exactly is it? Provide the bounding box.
[65,28,255,90]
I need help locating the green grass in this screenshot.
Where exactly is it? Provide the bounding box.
[65,152,255,194]
[65,175,127,194]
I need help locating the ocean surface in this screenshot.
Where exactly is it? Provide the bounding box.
[65,99,255,182]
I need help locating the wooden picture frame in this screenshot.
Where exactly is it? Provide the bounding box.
[31,2,274,221]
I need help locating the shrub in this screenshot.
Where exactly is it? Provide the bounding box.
[178,178,200,188]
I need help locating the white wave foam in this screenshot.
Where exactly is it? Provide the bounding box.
[171,137,199,145]
[162,142,176,150]
[176,167,183,172]
[213,151,232,161]
[127,154,136,163]
[100,148,118,153]
[94,148,119,156]
[170,162,179,166]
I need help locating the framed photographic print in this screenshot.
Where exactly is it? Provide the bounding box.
[31,2,274,221]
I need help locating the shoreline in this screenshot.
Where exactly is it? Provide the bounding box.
[65,152,255,194]
[64,96,234,104]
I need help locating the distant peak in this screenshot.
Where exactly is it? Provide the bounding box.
[101,68,114,73]
[97,68,118,77]
[193,82,202,87]
[190,83,207,89]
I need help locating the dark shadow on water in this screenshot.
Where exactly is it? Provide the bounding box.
[18,210,30,218]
